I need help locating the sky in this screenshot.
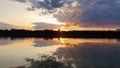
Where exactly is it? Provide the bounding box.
[0,0,120,30]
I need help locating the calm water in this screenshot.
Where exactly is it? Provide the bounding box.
[0,38,120,68]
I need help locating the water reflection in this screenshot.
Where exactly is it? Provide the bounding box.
[0,38,63,68]
[33,38,60,47]
[0,38,120,68]
[55,43,120,68]
[0,38,118,46]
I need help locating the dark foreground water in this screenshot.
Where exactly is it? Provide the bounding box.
[0,38,120,68]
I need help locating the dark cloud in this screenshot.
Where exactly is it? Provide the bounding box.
[78,0,120,27]
[55,0,120,28]
[14,0,65,13]
[27,6,35,11]
[13,0,120,28]
[16,0,27,2]
[11,0,27,3]
[36,0,64,9]
[33,22,61,29]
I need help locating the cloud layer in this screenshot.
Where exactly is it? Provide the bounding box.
[14,0,65,13]
[33,22,61,29]
[55,0,120,28]
[13,0,120,28]
[0,22,17,29]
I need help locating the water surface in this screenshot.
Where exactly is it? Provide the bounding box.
[0,38,120,68]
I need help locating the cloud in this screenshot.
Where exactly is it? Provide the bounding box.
[0,22,18,29]
[33,22,61,29]
[57,0,120,28]
[78,0,120,28]
[11,0,27,2]
[13,0,65,13]
[27,7,35,11]
[17,0,27,2]
[0,22,61,30]
[12,0,120,28]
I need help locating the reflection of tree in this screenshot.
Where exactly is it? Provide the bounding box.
[54,43,120,68]
[13,55,74,68]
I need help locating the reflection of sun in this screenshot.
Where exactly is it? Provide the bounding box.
[59,38,65,44]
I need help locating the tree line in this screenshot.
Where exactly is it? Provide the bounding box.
[0,29,120,38]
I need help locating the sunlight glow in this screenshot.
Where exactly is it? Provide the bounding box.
[59,38,65,44]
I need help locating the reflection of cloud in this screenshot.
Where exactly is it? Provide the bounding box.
[0,38,24,46]
[55,42,120,68]
[0,38,60,47]
[33,39,59,47]
[0,38,13,46]
[0,38,34,46]
[33,22,61,29]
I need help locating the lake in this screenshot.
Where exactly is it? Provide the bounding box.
[0,38,120,68]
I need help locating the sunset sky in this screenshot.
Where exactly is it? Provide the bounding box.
[0,0,120,30]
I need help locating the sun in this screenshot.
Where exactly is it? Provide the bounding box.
[60,26,68,31]
[53,22,67,31]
